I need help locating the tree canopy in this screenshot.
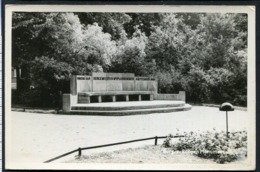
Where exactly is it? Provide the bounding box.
[12,12,247,107]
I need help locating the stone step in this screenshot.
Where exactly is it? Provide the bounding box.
[62,104,192,116]
[71,101,185,111]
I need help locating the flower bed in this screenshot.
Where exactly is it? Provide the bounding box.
[162,130,247,164]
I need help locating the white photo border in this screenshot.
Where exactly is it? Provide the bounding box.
[4,4,256,170]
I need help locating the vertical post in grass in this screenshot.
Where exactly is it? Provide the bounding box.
[155,136,158,145]
[78,147,82,157]
[219,102,234,139]
[226,111,229,138]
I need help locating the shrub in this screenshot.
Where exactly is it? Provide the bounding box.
[185,66,211,103]
[28,57,72,107]
[233,95,247,107]
[162,134,174,148]
[163,130,247,164]
[206,67,234,103]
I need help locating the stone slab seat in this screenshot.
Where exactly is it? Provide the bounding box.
[78,91,154,103]
[78,91,154,96]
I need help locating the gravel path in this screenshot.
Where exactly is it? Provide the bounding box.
[6,106,248,164]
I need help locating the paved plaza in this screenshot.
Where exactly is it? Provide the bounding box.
[7,106,248,164]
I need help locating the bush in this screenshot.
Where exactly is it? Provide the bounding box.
[156,67,186,94]
[156,71,174,93]
[162,130,247,164]
[12,89,19,105]
[233,95,247,107]
[162,134,174,148]
[28,57,72,107]
[206,67,234,103]
[185,66,211,102]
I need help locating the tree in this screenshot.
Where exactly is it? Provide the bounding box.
[12,12,248,107]
[195,14,240,70]
[124,13,164,37]
[175,13,205,30]
[12,12,118,107]
[146,13,186,70]
[77,12,131,40]
[110,27,150,76]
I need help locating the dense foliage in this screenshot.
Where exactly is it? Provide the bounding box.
[12,12,247,107]
[162,130,247,164]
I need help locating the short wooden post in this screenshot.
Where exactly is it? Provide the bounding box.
[78,147,82,157]
[154,136,158,145]
[126,95,129,101]
[138,95,142,101]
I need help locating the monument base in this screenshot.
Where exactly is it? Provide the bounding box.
[60,100,192,116]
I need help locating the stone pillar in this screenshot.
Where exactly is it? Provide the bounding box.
[63,94,71,111]
[91,76,94,92]
[126,95,129,101]
[138,95,142,101]
[70,75,77,95]
[85,96,90,104]
[150,94,154,101]
[179,91,186,102]
[98,96,102,103]
[112,95,116,102]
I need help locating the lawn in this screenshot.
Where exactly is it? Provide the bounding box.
[65,130,247,164]
[65,145,216,164]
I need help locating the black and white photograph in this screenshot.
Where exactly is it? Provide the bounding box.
[4,4,256,170]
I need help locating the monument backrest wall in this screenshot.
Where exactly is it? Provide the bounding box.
[70,73,157,94]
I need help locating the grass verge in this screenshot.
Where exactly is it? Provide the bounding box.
[65,145,218,164]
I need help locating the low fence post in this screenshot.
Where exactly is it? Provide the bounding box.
[78,147,82,157]
[154,136,158,145]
